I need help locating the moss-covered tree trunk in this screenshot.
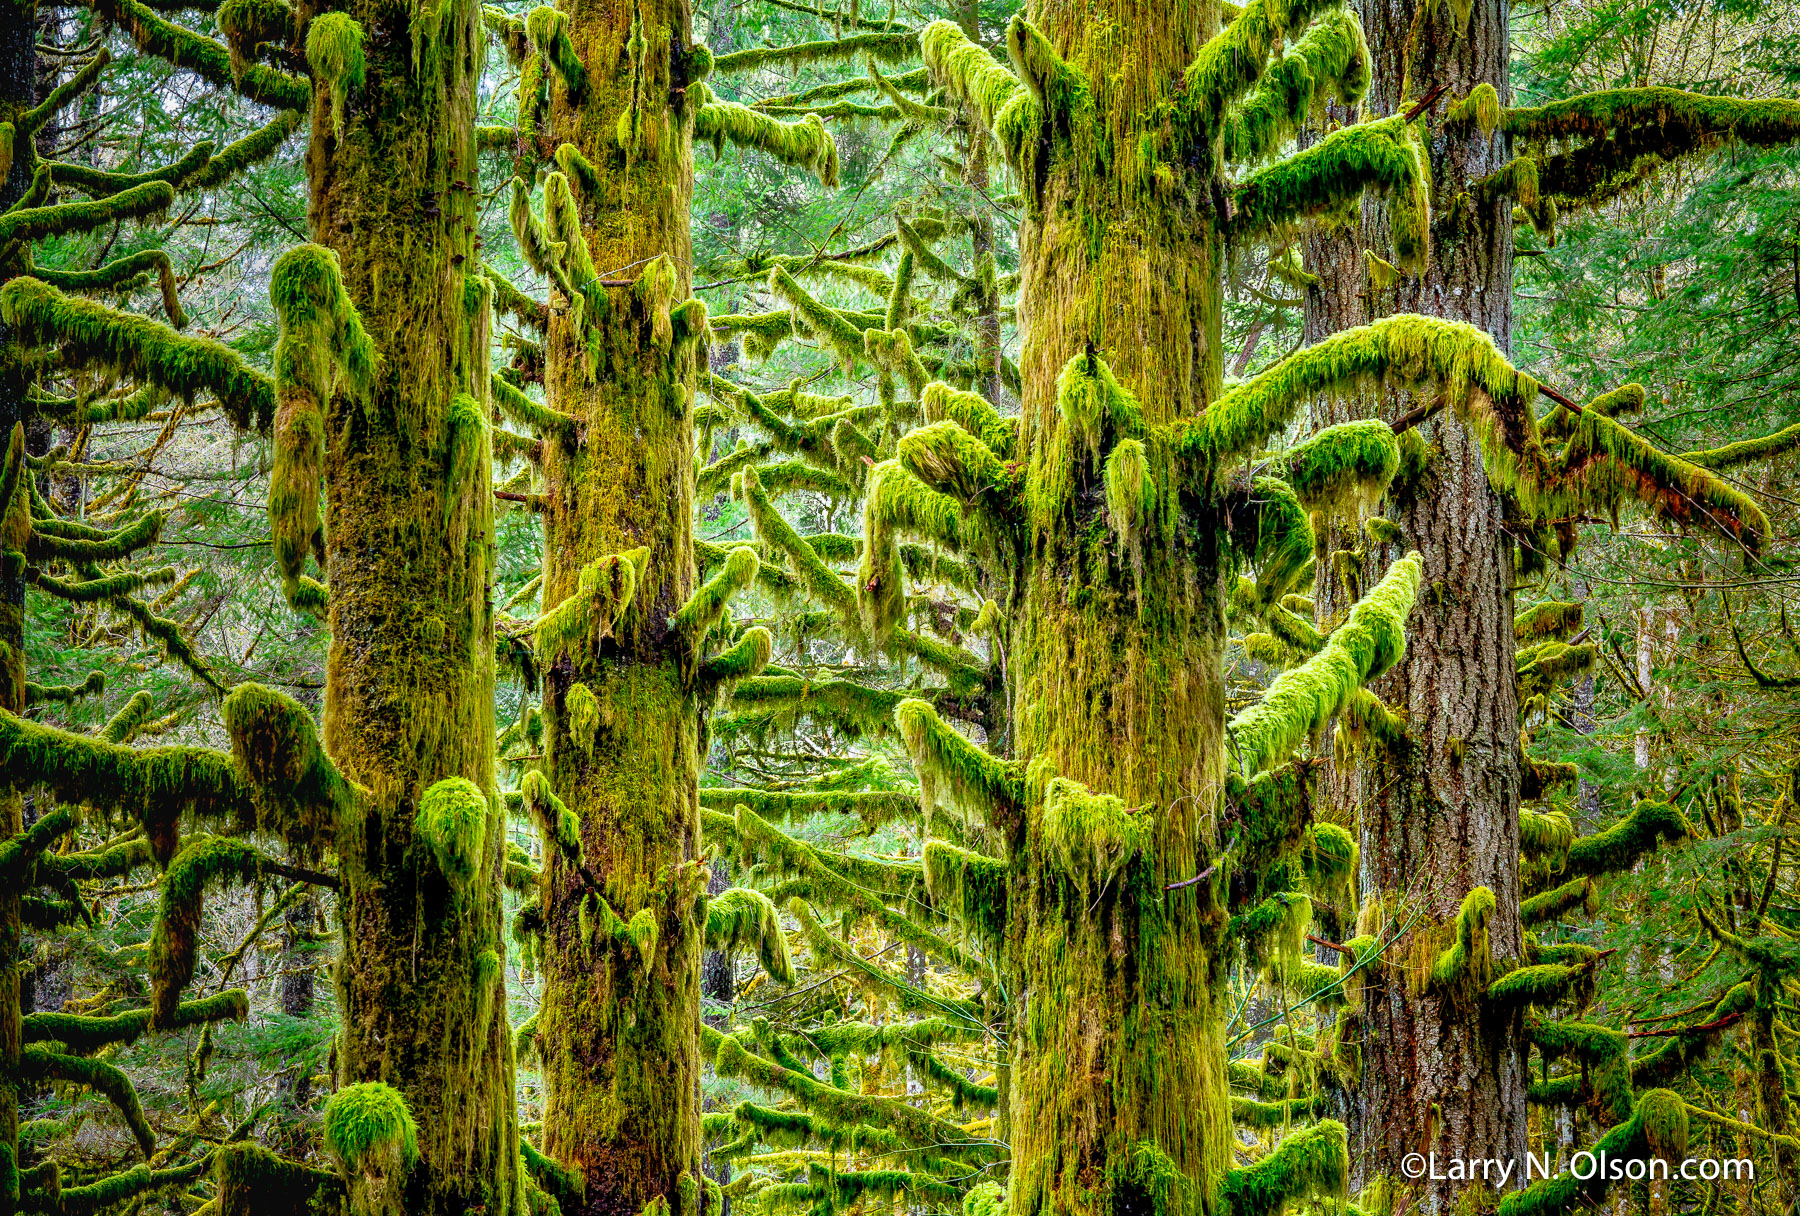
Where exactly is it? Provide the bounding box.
[1303,0,1528,1202]
[0,10,36,1208]
[302,3,518,1212]
[1004,5,1234,1214]
[531,3,705,1215]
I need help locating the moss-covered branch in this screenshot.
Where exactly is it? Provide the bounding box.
[2,276,275,430]
[1227,553,1422,776]
[1223,9,1369,166]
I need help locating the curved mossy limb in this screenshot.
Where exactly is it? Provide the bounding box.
[1495,1090,1688,1216]
[703,886,793,983]
[1227,554,1422,777]
[1,276,274,429]
[216,1141,345,1216]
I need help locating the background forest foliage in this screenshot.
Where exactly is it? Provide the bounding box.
[9,0,1800,1213]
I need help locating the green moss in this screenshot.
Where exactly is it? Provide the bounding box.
[1043,776,1147,893]
[704,887,794,982]
[1518,810,1573,859]
[1486,963,1593,1014]
[416,777,489,892]
[921,380,1015,457]
[676,545,759,647]
[1220,1120,1349,1216]
[713,29,915,74]
[896,698,1025,825]
[3,276,274,430]
[536,548,645,660]
[1227,553,1421,775]
[694,96,839,186]
[1559,801,1689,882]
[1496,1089,1688,1216]
[1223,8,1370,166]
[1443,82,1501,137]
[148,836,291,1026]
[1684,421,1800,470]
[525,4,585,95]
[523,769,581,860]
[216,1141,343,1216]
[324,1081,420,1178]
[305,13,365,138]
[858,462,964,639]
[1514,601,1582,641]
[1229,115,1430,267]
[1428,886,1495,992]
[19,1047,156,1156]
[1273,419,1400,512]
[1520,877,1596,926]
[23,990,246,1054]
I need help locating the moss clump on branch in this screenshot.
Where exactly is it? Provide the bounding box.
[324,1082,420,1178]
[2,277,275,430]
[1271,419,1400,513]
[1230,116,1430,267]
[693,94,839,186]
[1219,1119,1349,1216]
[1428,886,1496,992]
[416,777,490,891]
[1496,1090,1688,1216]
[1222,8,1370,166]
[704,887,794,983]
[1227,554,1422,776]
[148,836,292,1025]
[305,13,364,137]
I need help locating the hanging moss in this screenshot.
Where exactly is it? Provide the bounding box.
[1486,963,1593,1014]
[712,30,917,75]
[220,681,348,848]
[1518,810,1573,859]
[1227,554,1421,776]
[525,5,585,95]
[415,777,489,893]
[1514,601,1582,641]
[704,887,794,983]
[921,381,1015,457]
[701,1026,1000,1166]
[148,836,291,1026]
[1223,8,1370,166]
[1042,776,1147,894]
[1520,877,1596,926]
[693,95,839,186]
[1444,82,1502,137]
[0,709,247,864]
[23,989,247,1054]
[523,770,581,860]
[305,13,364,137]
[2,276,275,430]
[19,1047,156,1156]
[896,698,1025,826]
[521,1139,585,1213]
[1428,886,1495,993]
[1230,116,1430,269]
[1219,1120,1349,1216]
[858,462,964,639]
[1272,419,1400,513]
[324,1081,420,1178]
[676,545,759,647]
[216,1141,343,1216]
[1683,421,1800,470]
[1496,1089,1688,1216]
[535,548,645,660]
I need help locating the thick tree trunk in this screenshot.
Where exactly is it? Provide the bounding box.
[532,4,705,1216]
[1302,0,1527,1205]
[0,8,37,1209]
[304,3,518,1213]
[1004,6,1234,1216]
